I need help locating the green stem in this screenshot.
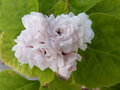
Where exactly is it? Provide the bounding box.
[66,0,70,13]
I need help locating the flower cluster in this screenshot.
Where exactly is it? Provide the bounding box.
[12,12,94,79]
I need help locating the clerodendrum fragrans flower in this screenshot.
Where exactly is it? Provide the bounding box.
[12,12,94,79]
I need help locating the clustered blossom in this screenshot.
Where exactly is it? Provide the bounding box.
[12,12,94,79]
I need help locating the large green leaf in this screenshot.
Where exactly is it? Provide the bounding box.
[0,70,40,90]
[0,0,39,32]
[73,13,120,88]
[87,0,120,19]
[70,0,101,14]
[40,76,80,90]
[0,0,54,85]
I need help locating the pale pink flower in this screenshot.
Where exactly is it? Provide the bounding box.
[48,12,94,52]
[12,12,94,79]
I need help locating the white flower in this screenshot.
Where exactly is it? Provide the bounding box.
[48,12,94,52]
[77,13,94,50]
[12,12,94,79]
[12,12,54,70]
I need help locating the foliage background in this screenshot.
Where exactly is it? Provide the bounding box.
[0,0,120,90]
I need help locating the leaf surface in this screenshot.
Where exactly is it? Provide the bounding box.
[73,13,120,88]
[0,70,40,90]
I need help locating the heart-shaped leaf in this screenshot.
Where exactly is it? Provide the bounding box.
[73,13,120,88]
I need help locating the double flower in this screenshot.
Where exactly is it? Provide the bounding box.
[12,12,94,79]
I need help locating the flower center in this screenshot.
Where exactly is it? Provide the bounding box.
[44,51,46,54]
[56,28,63,36]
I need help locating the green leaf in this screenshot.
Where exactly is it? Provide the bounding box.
[0,70,40,90]
[0,0,39,32]
[16,82,40,90]
[87,0,120,19]
[70,0,101,14]
[73,13,120,88]
[40,76,80,90]
[38,0,70,15]
[51,0,69,16]
[101,83,120,90]
[38,69,54,86]
[38,0,59,15]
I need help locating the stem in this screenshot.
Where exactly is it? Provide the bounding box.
[65,0,70,13]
